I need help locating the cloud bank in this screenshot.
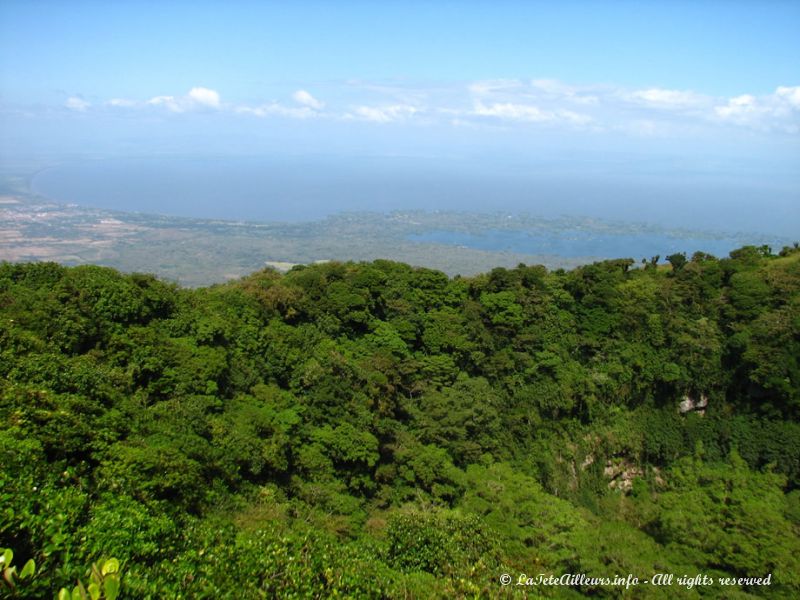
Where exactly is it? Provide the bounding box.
[61,80,800,135]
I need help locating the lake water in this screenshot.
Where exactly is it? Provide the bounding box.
[30,155,799,238]
[408,229,748,260]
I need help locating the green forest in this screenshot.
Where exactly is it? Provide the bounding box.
[2,245,799,598]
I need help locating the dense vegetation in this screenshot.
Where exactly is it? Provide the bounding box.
[2,245,799,598]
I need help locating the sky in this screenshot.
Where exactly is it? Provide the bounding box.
[0,1,798,233]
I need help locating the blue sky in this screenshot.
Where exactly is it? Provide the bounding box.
[2,1,799,98]
[1,1,798,230]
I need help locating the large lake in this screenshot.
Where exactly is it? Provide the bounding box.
[408,229,746,260]
[30,155,798,238]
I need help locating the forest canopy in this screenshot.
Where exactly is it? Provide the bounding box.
[2,245,799,598]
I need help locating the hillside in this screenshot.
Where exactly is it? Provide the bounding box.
[2,246,799,598]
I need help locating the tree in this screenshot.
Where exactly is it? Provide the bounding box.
[666,252,687,272]
[657,451,800,595]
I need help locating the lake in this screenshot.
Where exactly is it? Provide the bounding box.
[408,229,749,260]
[30,155,799,238]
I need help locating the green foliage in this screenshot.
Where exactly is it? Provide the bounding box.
[657,452,800,595]
[384,510,500,575]
[459,462,588,567]
[58,557,121,600]
[409,376,505,466]
[666,252,687,272]
[76,495,178,564]
[1,547,37,596]
[1,251,798,597]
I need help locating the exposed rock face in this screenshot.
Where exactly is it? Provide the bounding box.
[604,459,643,492]
[679,393,708,415]
[652,466,666,487]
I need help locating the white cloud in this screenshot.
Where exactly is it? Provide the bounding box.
[188,87,220,108]
[235,103,318,119]
[50,79,800,135]
[559,110,594,126]
[630,88,707,108]
[147,95,183,112]
[713,87,800,131]
[776,86,800,108]
[530,79,599,105]
[474,101,551,122]
[108,98,137,108]
[472,101,591,126]
[348,104,419,122]
[529,79,563,93]
[467,79,600,109]
[65,96,90,111]
[714,94,758,120]
[234,90,324,119]
[292,89,324,110]
[468,79,523,96]
[145,87,222,112]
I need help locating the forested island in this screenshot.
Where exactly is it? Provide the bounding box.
[2,245,799,598]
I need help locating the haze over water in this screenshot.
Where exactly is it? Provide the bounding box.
[30,155,799,239]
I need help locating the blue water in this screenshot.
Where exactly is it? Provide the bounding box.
[408,229,748,260]
[29,155,799,237]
